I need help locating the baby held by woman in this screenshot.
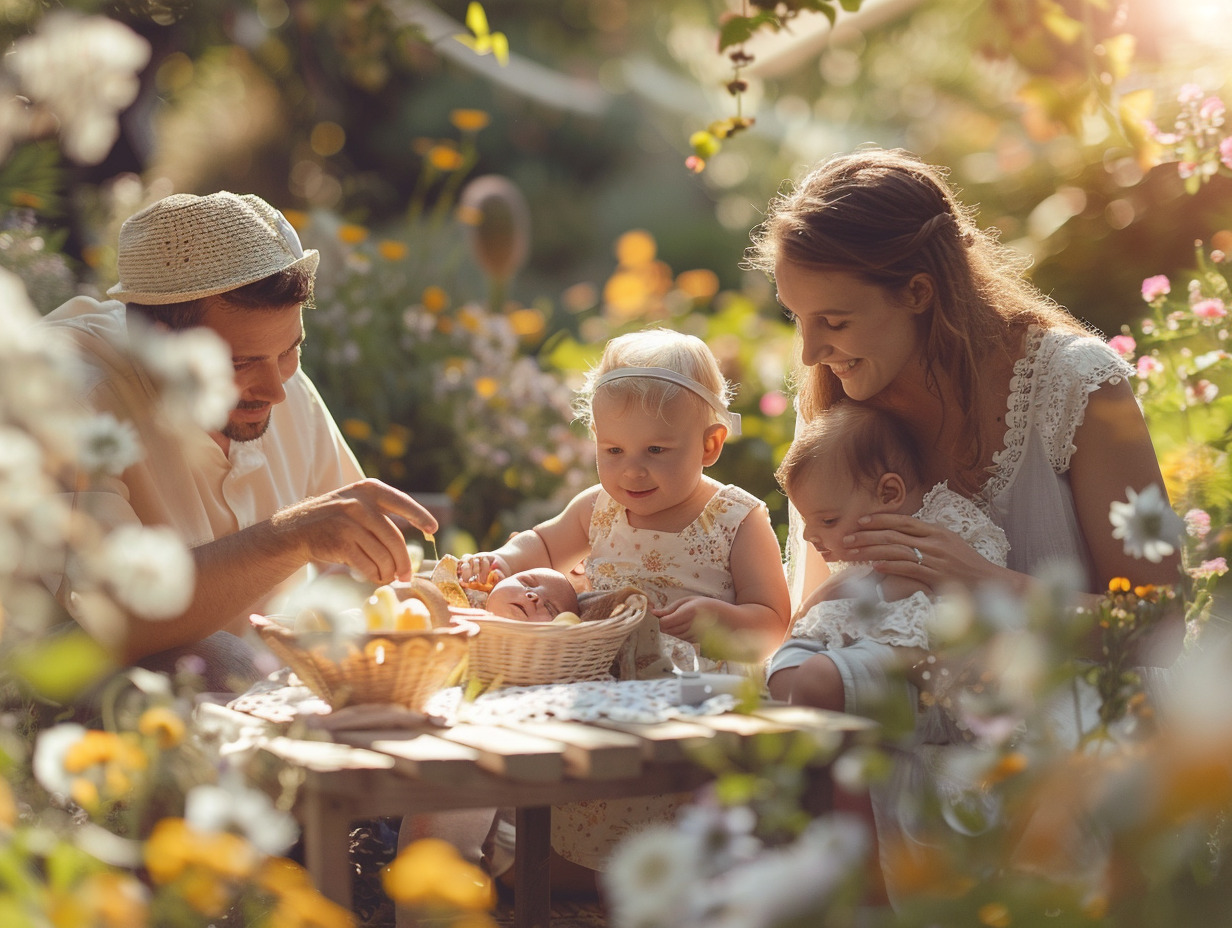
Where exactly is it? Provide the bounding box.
[768,402,1009,717]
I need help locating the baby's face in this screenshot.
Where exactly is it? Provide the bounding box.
[485,568,579,622]
[793,471,909,562]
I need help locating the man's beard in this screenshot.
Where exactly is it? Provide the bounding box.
[222,402,272,443]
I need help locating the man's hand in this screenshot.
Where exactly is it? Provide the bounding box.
[270,478,439,585]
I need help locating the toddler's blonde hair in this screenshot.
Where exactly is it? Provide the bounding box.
[574,328,735,432]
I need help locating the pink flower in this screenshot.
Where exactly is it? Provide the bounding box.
[759,391,789,416]
[1136,355,1163,378]
[1179,161,1199,179]
[1140,275,1171,302]
[1193,298,1227,320]
[1184,509,1211,540]
[1179,83,1205,104]
[684,155,706,174]
[1189,557,1228,580]
[1108,334,1136,357]
[1187,379,1219,404]
[1220,137,1232,170]
[1200,96,1227,123]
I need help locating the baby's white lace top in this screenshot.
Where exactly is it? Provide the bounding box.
[789,482,1009,649]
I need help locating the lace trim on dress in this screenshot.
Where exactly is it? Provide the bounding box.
[979,325,1132,507]
[790,591,932,650]
[920,482,1009,567]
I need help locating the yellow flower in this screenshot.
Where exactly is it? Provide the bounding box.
[337,224,368,245]
[451,109,490,132]
[541,453,564,475]
[978,902,1011,928]
[458,307,482,333]
[508,307,545,339]
[83,872,150,927]
[378,239,408,261]
[983,750,1028,786]
[428,143,465,172]
[675,268,720,301]
[1108,577,1131,593]
[70,777,101,813]
[475,376,499,399]
[382,433,408,459]
[603,270,650,320]
[614,229,656,268]
[422,286,449,313]
[0,778,15,829]
[179,868,233,917]
[282,209,309,231]
[12,189,43,208]
[259,859,357,928]
[138,706,186,749]
[382,838,495,911]
[81,244,104,268]
[146,819,195,884]
[343,419,373,441]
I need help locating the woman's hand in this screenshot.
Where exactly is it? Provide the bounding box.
[839,513,1013,593]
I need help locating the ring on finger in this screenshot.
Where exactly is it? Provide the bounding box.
[911,546,924,566]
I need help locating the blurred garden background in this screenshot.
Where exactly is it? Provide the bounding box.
[5,1,1232,926]
[5,0,1232,553]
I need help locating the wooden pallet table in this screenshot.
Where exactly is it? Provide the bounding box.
[197,688,874,928]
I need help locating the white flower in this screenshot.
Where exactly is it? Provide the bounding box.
[604,825,705,928]
[713,815,868,927]
[33,722,87,798]
[133,325,239,432]
[7,13,151,164]
[1108,484,1185,563]
[185,770,299,855]
[99,524,195,619]
[76,413,141,476]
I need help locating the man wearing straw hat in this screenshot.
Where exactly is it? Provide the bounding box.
[43,191,437,687]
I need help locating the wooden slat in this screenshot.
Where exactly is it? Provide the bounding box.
[591,718,734,762]
[337,730,484,783]
[689,712,796,737]
[263,735,397,772]
[750,704,879,733]
[436,724,567,782]
[502,720,644,779]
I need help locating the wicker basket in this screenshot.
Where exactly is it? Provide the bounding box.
[251,614,476,710]
[463,592,648,687]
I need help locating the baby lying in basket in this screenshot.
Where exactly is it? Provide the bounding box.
[478,567,582,624]
[468,567,701,680]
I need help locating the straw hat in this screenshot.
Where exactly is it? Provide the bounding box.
[106,192,320,305]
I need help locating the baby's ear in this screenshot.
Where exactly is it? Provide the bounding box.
[877,472,907,507]
[701,423,727,466]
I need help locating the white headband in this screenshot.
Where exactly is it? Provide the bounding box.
[594,367,741,437]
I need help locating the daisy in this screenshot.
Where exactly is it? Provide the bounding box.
[1108,485,1184,563]
[99,524,195,619]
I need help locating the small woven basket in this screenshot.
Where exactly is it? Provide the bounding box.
[251,615,476,710]
[463,592,648,687]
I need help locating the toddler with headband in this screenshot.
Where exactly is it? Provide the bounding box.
[459,327,791,883]
[461,327,790,668]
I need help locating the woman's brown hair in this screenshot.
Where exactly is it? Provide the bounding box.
[746,147,1086,482]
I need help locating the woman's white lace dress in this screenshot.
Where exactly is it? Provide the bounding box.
[784,326,1138,904]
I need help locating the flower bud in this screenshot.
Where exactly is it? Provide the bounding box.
[458,175,530,284]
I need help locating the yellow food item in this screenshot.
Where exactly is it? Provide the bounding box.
[364,585,401,630]
[430,555,471,608]
[550,611,582,626]
[393,597,433,631]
